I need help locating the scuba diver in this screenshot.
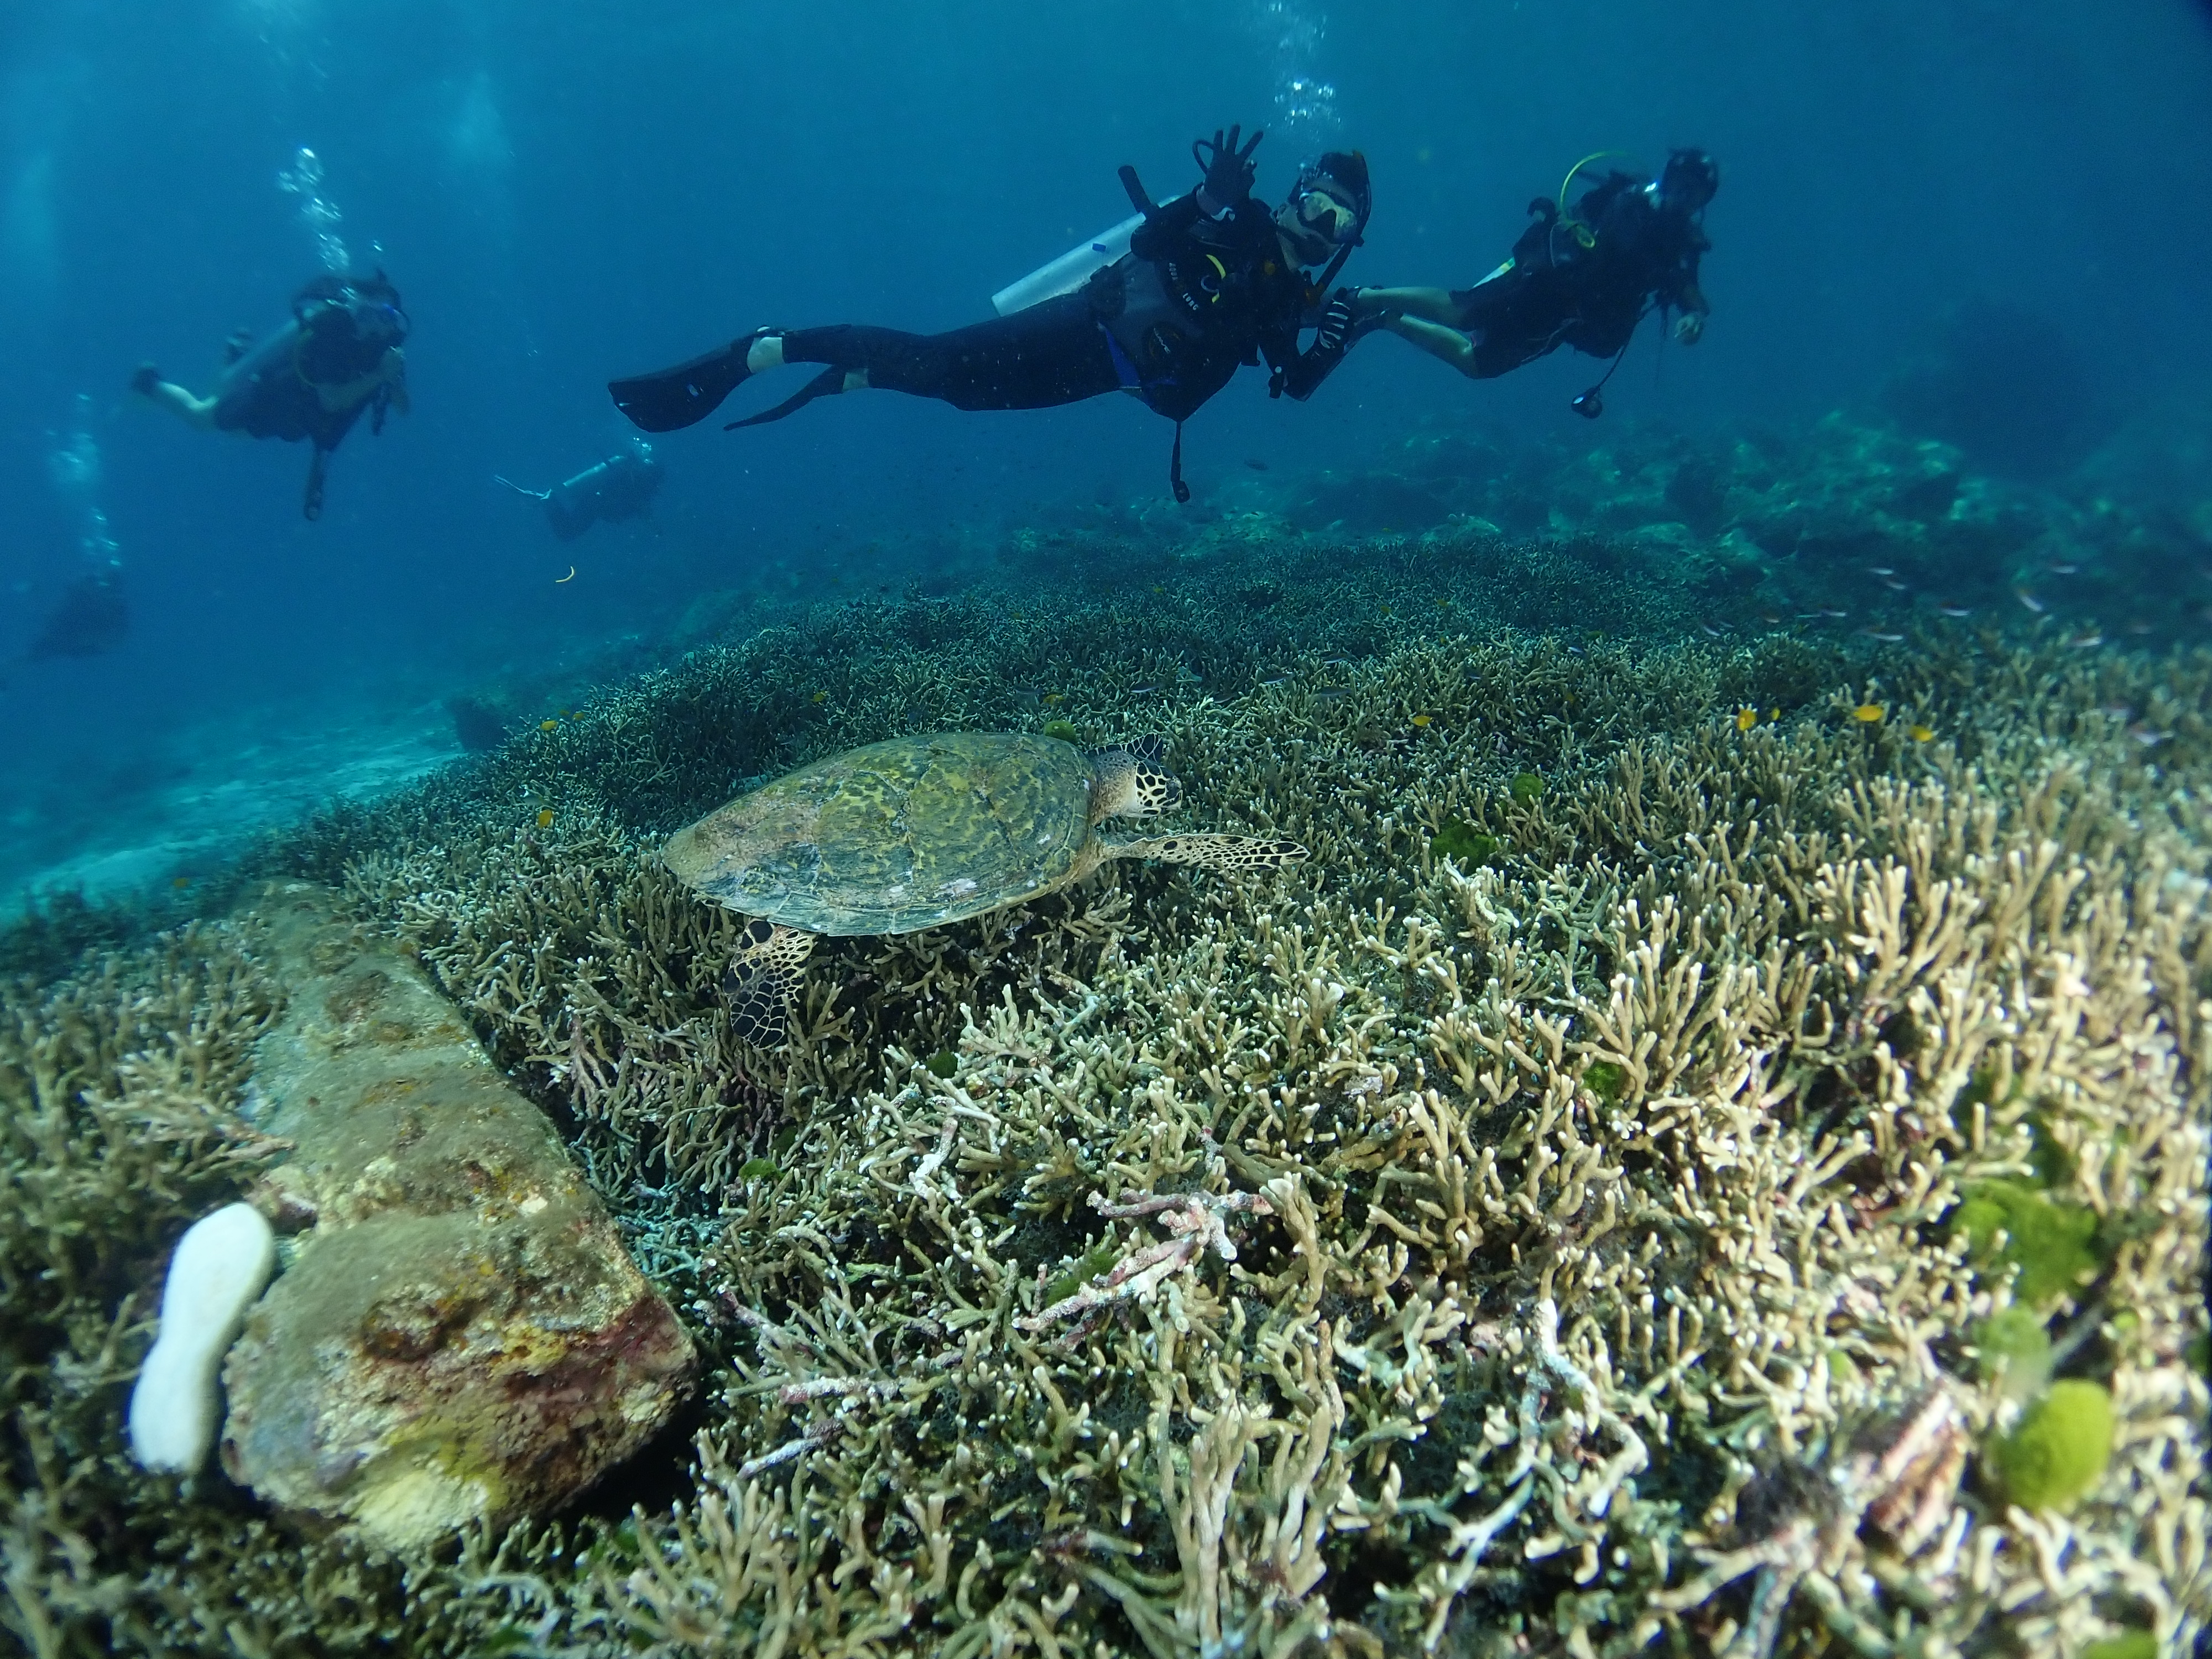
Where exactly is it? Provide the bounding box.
[609,127,1370,500]
[498,442,665,541]
[131,272,410,519]
[1334,149,1716,416]
[27,569,129,662]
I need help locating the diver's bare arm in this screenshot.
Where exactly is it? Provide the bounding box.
[140,378,220,429]
[1383,315,1480,378]
[1672,283,1709,342]
[1353,286,1463,326]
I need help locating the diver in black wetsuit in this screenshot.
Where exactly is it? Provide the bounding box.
[132,272,410,518]
[1332,149,1716,416]
[499,444,666,541]
[610,128,1369,500]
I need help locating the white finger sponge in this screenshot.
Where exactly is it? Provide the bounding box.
[128,1202,277,1474]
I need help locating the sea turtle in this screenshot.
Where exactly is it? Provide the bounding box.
[663,731,1307,1046]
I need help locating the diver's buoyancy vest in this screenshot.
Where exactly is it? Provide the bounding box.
[1089,211,1285,422]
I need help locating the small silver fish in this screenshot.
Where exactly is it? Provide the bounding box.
[1258,674,1290,687]
[1937,603,1973,618]
[2015,589,2046,613]
[1861,628,1906,643]
[1819,607,1850,619]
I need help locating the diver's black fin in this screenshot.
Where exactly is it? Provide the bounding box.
[609,339,750,432]
[725,367,846,430]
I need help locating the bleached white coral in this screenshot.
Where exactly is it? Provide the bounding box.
[127,1202,275,1475]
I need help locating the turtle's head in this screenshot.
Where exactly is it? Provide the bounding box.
[1085,735,1181,822]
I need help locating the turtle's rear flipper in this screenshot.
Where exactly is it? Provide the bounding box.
[722,919,816,1048]
[1114,833,1308,872]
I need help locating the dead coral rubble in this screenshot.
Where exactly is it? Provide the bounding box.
[221,884,697,1552]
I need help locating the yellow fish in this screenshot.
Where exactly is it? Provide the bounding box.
[1908,724,1935,743]
[1768,707,1780,722]
[536,808,555,828]
[811,690,828,704]
[1734,706,1758,732]
[171,875,192,890]
[1851,703,1885,724]
[1411,713,1433,728]
[539,718,559,731]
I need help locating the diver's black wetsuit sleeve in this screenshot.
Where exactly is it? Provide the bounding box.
[779,290,1122,413]
[1129,194,1206,260]
[1660,232,1710,317]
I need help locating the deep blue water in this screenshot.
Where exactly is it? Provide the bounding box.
[4,1,2210,900]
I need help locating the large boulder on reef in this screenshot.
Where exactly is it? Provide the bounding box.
[217,884,696,1551]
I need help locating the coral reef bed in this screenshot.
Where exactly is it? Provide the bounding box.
[3,432,2208,1657]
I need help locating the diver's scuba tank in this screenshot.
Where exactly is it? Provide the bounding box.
[990,214,1145,316]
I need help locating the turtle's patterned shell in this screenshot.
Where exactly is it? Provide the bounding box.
[664,732,1096,937]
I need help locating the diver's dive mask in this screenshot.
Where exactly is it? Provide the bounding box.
[1295,185,1360,246]
[349,296,408,345]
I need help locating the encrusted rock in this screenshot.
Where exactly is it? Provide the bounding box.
[218,883,696,1551]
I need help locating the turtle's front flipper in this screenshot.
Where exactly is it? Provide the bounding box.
[1110,833,1309,873]
[722,919,816,1048]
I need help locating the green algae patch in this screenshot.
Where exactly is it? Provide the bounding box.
[1429,817,1501,867]
[2080,1635,2158,1659]
[1583,1059,1630,1104]
[1992,1378,2115,1511]
[1509,770,1545,804]
[925,1048,959,1078]
[738,1157,779,1180]
[1952,1179,2102,1305]
[1970,1306,2053,1402]
[1044,1244,1121,1307]
[1041,719,1079,742]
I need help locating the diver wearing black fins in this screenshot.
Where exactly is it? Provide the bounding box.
[498,443,665,542]
[609,128,1369,500]
[131,272,410,518]
[1329,149,1716,417]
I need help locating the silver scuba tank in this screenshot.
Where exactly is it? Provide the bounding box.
[990,213,1145,316]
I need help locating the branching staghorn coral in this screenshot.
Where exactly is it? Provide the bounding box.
[4,448,2207,1656]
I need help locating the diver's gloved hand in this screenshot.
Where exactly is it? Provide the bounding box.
[1313,291,1358,355]
[1672,312,1706,345]
[1193,124,1264,216]
[129,362,161,397]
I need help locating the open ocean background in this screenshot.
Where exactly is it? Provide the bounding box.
[4,0,2210,907]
